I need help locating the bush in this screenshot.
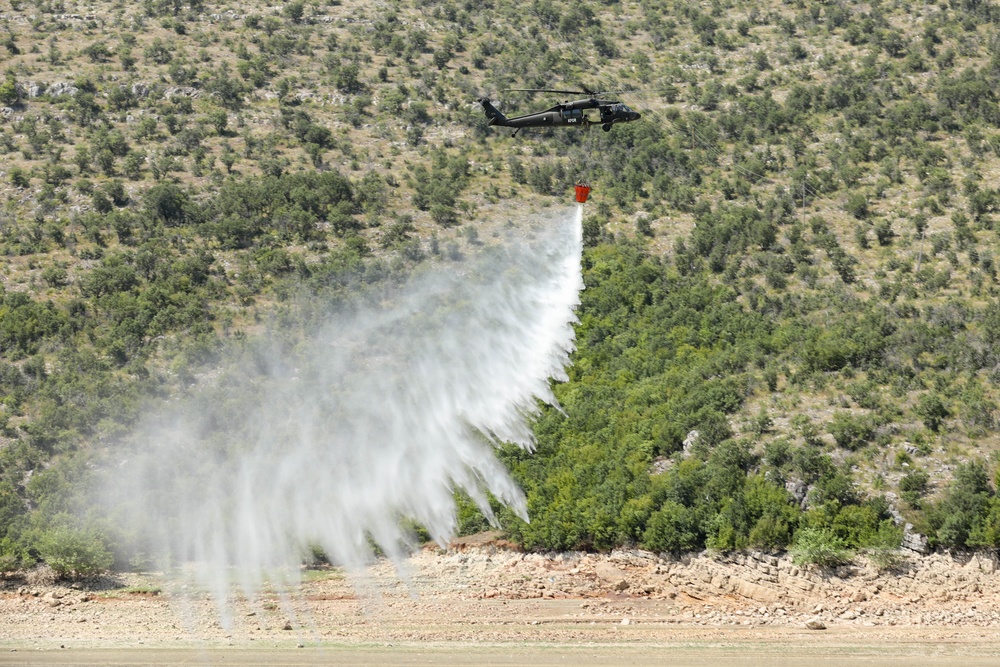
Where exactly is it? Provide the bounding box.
[844,193,870,219]
[9,167,29,188]
[642,501,701,554]
[899,469,930,506]
[930,460,992,548]
[706,475,797,552]
[874,220,896,246]
[0,78,19,106]
[916,392,948,432]
[0,546,20,574]
[969,496,1000,548]
[36,525,113,580]
[829,412,875,450]
[863,522,904,571]
[789,527,853,567]
[144,183,192,226]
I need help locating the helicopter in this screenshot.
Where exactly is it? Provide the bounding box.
[479,88,641,137]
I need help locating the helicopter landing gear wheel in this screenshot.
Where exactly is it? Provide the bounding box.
[602,123,612,132]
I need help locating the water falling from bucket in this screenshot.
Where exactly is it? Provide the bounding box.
[104,207,585,612]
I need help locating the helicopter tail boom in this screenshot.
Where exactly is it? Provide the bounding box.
[479,98,509,126]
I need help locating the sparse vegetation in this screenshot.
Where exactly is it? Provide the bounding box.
[1,0,1000,572]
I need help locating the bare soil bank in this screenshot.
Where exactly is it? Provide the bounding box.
[3,536,1000,664]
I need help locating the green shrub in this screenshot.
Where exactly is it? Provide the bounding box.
[0,78,18,106]
[844,192,870,219]
[36,525,113,580]
[642,501,701,554]
[863,522,904,571]
[9,167,29,188]
[929,460,992,548]
[969,495,1000,548]
[144,183,192,226]
[916,392,948,432]
[874,220,896,245]
[789,527,853,567]
[899,469,930,506]
[829,412,876,450]
[0,535,28,573]
[706,475,797,552]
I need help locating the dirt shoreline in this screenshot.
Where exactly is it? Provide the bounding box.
[3,537,1000,663]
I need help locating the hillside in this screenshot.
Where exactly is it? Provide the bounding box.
[4,0,1000,573]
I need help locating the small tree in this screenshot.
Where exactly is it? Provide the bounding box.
[874,220,895,246]
[844,192,870,220]
[916,392,948,432]
[282,0,305,22]
[0,78,18,106]
[899,468,931,506]
[144,183,190,226]
[208,109,228,136]
[37,525,113,580]
[334,63,364,94]
[931,461,991,548]
[95,149,116,176]
[829,411,875,450]
[220,143,237,173]
[83,41,112,63]
[9,167,29,188]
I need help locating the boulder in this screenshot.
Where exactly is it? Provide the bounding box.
[784,479,808,507]
[902,526,929,554]
[47,82,79,97]
[682,430,699,456]
[965,552,998,573]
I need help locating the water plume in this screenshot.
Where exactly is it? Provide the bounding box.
[106,206,584,607]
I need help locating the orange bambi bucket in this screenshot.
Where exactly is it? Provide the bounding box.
[575,184,591,203]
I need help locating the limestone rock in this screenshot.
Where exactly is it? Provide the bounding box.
[47,81,79,97]
[902,525,929,554]
[966,552,998,573]
[732,579,779,603]
[682,430,699,456]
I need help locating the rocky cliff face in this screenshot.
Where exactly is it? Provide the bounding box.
[438,542,1000,626]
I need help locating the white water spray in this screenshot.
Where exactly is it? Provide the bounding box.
[107,206,584,606]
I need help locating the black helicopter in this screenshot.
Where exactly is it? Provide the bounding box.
[479,88,641,137]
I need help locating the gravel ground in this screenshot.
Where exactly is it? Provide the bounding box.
[3,536,1000,664]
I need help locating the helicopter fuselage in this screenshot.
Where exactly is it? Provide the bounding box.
[480,98,641,134]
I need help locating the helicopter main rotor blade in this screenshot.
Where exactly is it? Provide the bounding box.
[502,86,632,97]
[503,88,592,95]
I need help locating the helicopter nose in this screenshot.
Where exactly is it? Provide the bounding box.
[631,111,642,121]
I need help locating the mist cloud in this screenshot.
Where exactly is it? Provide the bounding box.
[105,207,584,604]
